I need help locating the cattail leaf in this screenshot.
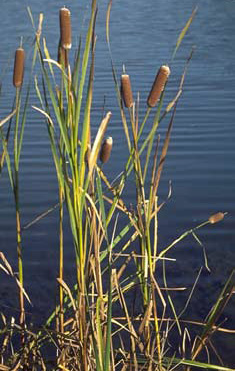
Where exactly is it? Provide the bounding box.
[143,93,164,183]
[100,213,142,262]
[104,218,119,371]
[83,291,103,371]
[0,131,14,189]
[147,94,174,197]
[165,89,182,113]
[18,19,43,166]
[27,6,36,29]
[22,202,60,230]
[32,106,54,128]
[96,173,108,241]
[77,185,106,237]
[96,298,104,367]
[88,111,112,176]
[162,355,235,370]
[162,259,182,335]
[151,48,193,194]
[32,106,64,188]
[40,63,72,166]
[36,35,73,174]
[72,35,82,95]
[43,58,64,71]
[78,29,96,188]
[158,222,199,259]
[64,182,79,248]
[43,39,56,80]
[106,0,112,47]
[172,7,197,61]
[146,136,160,222]
[57,278,76,312]
[106,0,131,151]
[0,110,16,128]
[34,75,45,109]
[192,270,235,361]
[192,231,210,272]
[17,80,31,166]
[74,0,97,148]
[104,268,113,371]
[15,277,32,306]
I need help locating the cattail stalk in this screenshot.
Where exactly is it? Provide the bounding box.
[100,137,113,164]
[121,74,134,108]
[57,42,69,68]
[147,65,170,107]
[209,212,225,224]
[13,48,25,88]
[60,7,72,50]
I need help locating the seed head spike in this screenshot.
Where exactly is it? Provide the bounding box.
[121,74,134,108]
[147,65,170,107]
[100,137,113,164]
[60,7,72,50]
[13,47,25,88]
[208,212,225,224]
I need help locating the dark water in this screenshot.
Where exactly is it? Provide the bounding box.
[0,0,235,366]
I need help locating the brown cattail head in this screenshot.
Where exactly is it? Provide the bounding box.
[57,41,69,68]
[121,74,134,108]
[59,7,72,50]
[147,65,170,107]
[208,212,225,224]
[100,137,113,164]
[13,47,25,88]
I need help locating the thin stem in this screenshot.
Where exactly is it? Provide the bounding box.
[59,185,64,339]
[14,88,25,336]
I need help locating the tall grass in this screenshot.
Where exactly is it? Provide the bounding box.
[0,27,40,343]
[0,2,234,370]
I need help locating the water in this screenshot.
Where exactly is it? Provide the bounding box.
[0,0,235,366]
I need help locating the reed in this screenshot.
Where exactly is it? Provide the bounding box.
[0,3,234,371]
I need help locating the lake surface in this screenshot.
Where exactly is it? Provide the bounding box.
[0,0,235,366]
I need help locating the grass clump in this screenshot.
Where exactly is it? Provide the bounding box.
[0,2,234,370]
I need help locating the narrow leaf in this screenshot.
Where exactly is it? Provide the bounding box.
[172,7,197,60]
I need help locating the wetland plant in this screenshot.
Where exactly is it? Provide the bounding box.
[0,2,234,370]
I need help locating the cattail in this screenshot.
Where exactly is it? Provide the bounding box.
[57,42,69,68]
[147,65,170,107]
[121,74,134,108]
[208,212,225,224]
[59,7,72,50]
[100,137,113,164]
[13,47,25,88]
